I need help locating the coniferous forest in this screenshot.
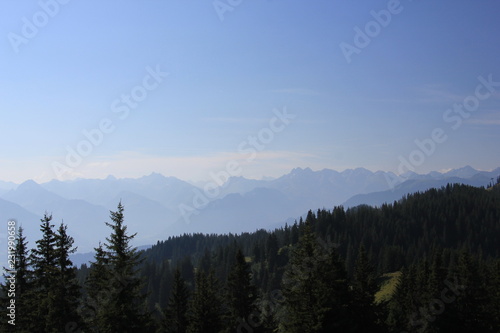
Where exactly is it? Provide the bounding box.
[2,181,500,332]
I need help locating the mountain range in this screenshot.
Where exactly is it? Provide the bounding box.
[0,166,498,261]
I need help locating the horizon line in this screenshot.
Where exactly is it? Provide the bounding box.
[2,164,499,186]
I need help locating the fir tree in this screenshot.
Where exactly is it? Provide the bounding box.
[157,259,173,310]
[226,248,256,330]
[320,246,351,331]
[351,244,382,332]
[199,248,212,274]
[488,260,500,331]
[426,248,447,332]
[83,242,110,332]
[29,213,58,333]
[159,268,190,333]
[188,269,224,333]
[450,250,490,332]
[279,221,352,332]
[89,202,151,332]
[0,226,33,332]
[266,233,279,272]
[45,223,82,332]
[387,267,411,332]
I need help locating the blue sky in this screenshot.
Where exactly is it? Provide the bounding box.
[1,0,499,183]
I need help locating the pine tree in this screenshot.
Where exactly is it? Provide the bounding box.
[290,222,299,245]
[226,248,256,330]
[350,244,383,332]
[159,268,190,333]
[450,250,490,332]
[265,233,280,292]
[426,248,447,332]
[266,233,279,272]
[28,216,84,332]
[29,213,58,333]
[83,242,110,332]
[179,256,195,287]
[387,267,411,332]
[320,246,351,331]
[253,242,262,262]
[45,223,82,332]
[488,259,500,331]
[88,202,151,332]
[157,259,173,310]
[0,226,33,332]
[188,269,224,333]
[199,248,212,274]
[279,221,351,332]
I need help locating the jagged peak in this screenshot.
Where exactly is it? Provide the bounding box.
[17,179,41,190]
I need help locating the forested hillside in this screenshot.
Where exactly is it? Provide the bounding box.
[2,182,500,332]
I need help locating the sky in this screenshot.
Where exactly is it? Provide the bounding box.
[1,0,499,184]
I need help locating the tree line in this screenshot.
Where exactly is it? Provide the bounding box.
[1,182,500,332]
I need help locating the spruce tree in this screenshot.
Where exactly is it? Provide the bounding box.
[83,242,110,332]
[279,221,351,332]
[226,248,256,330]
[29,213,58,333]
[45,223,82,332]
[266,233,279,272]
[159,268,190,333]
[157,259,173,310]
[0,226,33,332]
[387,267,411,332]
[199,248,212,273]
[26,215,83,332]
[488,260,500,331]
[450,250,490,332]
[351,244,383,332]
[426,248,447,332]
[320,246,351,331]
[88,202,151,332]
[188,269,224,333]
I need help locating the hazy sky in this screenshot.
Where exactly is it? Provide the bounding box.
[1,0,499,183]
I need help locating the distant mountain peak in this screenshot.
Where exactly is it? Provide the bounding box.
[291,167,313,174]
[343,167,372,175]
[147,172,165,178]
[140,172,167,182]
[3,178,64,205]
[444,165,479,178]
[400,171,418,178]
[105,175,117,181]
[225,176,249,184]
[17,179,41,191]
[456,165,476,172]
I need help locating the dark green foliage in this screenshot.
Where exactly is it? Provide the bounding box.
[82,242,109,331]
[386,251,500,333]
[351,244,383,332]
[46,223,82,331]
[188,270,224,333]
[0,226,33,332]
[158,268,190,333]
[450,250,491,331]
[279,221,352,332]
[488,260,500,330]
[84,202,151,332]
[136,184,500,331]
[6,183,500,331]
[29,214,58,332]
[226,248,257,330]
[387,267,410,331]
[20,215,83,332]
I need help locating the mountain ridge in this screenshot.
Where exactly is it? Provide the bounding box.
[0,166,498,257]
